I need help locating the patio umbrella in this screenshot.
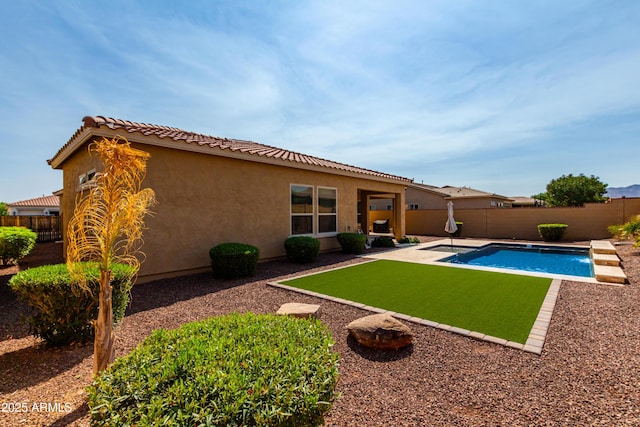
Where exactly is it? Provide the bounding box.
[444,200,458,251]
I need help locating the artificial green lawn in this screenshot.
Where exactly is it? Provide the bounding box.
[282,260,552,344]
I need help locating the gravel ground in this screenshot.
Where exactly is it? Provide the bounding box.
[1,239,639,426]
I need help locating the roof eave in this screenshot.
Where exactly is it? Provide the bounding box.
[50,124,412,185]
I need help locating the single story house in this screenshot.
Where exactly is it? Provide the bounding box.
[509,196,546,208]
[6,195,60,216]
[49,116,411,281]
[370,183,514,211]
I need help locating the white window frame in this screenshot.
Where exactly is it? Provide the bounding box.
[317,186,338,236]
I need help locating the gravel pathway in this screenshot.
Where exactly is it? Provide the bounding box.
[1,239,639,426]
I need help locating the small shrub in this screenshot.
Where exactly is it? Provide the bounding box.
[0,226,37,265]
[209,242,260,279]
[537,224,568,241]
[609,214,640,247]
[284,236,321,263]
[336,233,367,254]
[87,312,340,427]
[8,263,135,346]
[398,236,421,244]
[371,236,395,248]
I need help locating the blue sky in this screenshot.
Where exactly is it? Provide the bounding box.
[1,0,639,204]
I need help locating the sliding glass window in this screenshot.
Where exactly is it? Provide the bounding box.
[291,184,313,235]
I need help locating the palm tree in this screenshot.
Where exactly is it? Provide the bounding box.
[66,136,155,375]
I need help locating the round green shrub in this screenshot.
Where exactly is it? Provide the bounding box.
[398,236,420,244]
[0,226,37,265]
[284,236,321,263]
[87,312,340,427]
[209,242,260,279]
[371,236,395,248]
[336,233,367,254]
[537,223,568,241]
[8,263,135,346]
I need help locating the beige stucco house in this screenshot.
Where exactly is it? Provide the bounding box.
[49,116,411,281]
[6,195,60,216]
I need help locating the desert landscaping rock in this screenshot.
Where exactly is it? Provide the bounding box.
[2,238,640,426]
[347,312,414,350]
[276,302,321,318]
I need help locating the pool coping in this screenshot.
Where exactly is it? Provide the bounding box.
[367,238,601,284]
[267,257,562,355]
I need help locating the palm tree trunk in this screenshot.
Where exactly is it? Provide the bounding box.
[93,269,115,375]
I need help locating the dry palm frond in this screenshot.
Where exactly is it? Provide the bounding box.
[66,136,155,373]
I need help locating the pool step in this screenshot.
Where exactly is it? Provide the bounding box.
[590,240,617,255]
[590,240,627,284]
[593,264,627,284]
[591,251,621,266]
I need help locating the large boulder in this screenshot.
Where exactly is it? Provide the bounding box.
[347,313,413,350]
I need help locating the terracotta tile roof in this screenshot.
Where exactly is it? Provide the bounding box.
[9,195,60,207]
[49,116,412,183]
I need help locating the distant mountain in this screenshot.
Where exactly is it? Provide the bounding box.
[606,184,640,198]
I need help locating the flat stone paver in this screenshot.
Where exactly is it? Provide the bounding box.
[590,240,617,255]
[276,302,321,318]
[593,264,627,284]
[591,252,621,266]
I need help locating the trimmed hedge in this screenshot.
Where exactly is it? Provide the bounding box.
[371,236,395,248]
[398,237,420,244]
[284,236,320,263]
[537,224,568,241]
[8,263,135,346]
[209,242,260,279]
[87,312,340,427]
[336,233,367,254]
[0,226,37,265]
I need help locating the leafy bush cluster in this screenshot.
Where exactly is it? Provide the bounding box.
[537,224,568,241]
[608,214,640,247]
[336,233,367,254]
[0,226,37,265]
[284,236,320,263]
[398,236,420,244]
[87,312,340,427]
[371,236,395,248]
[542,174,608,207]
[8,263,135,346]
[209,243,260,279]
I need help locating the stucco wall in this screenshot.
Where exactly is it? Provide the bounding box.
[58,138,406,281]
[406,198,640,240]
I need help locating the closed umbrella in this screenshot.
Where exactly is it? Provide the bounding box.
[444,201,457,251]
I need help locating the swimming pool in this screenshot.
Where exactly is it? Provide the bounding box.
[439,243,594,278]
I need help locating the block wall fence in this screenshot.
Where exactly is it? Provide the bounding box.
[370,197,640,241]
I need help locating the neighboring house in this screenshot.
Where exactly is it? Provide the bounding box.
[48,116,411,281]
[510,196,546,208]
[6,195,60,216]
[370,183,514,211]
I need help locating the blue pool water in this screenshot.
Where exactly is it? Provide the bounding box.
[441,244,594,278]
